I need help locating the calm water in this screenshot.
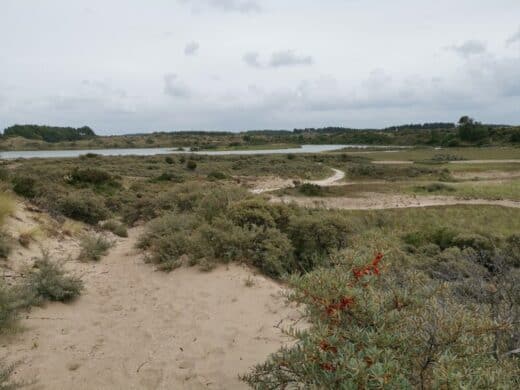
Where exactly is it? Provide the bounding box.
[0,144,382,160]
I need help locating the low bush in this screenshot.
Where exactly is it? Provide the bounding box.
[0,283,19,332]
[58,192,110,224]
[78,234,112,261]
[403,227,458,250]
[101,220,128,237]
[186,160,197,170]
[25,256,83,303]
[452,233,493,251]
[431,153,467,161]
[152,172,185,183]
[12,176,38,198]
[67,167,114,186]
[298,183,323,196]
[287,214,350,271]
[0,232,11,259]
[0,194,14,225]
[207,171,228,180]
[415,182,455,193]
[0,360,23,389]
[229,199,291,230]
[242,254,519,389]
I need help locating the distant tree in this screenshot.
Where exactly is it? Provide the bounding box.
[3,124,96,142]
[457,116,489,142]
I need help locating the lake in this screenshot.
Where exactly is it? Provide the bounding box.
[0,144,383,159]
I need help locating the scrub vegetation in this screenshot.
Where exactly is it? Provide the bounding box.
[0,139,519,388]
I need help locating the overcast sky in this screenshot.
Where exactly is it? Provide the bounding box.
[1,0,520,134]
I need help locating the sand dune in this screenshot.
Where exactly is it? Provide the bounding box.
[2,223,300,389]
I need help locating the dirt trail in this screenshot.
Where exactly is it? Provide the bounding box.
[250,167,345,194]
[273,194,520,210]
[373,159,520,165]
[305,168,345,186]
[2,227,299,389]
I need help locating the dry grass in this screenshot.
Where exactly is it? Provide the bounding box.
[0,194,14,226]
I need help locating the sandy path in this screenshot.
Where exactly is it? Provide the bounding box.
[273,194,520,210]
[250,168,345,194]
[2,228,300,390]
[305,168,345,186]
[373,159,520,165]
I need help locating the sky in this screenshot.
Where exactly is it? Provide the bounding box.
[1,0,520,134]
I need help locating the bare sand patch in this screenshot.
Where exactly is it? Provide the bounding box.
[249,168,345,194]
[1,209,300,389]
[272,194,520,210]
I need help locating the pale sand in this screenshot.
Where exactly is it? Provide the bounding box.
[250,168,345,194]
[373,159,520,165]
[1,211,300,389]
[273,194,520,210]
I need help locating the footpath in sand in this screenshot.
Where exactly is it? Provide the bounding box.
[250,167,345,194]
[273,194,520,210]
[249,167,520,210]
[1,209,300,390]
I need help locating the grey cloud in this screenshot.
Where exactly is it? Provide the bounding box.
[243,52,261,68]
[269,50,313,67]
[181,0,261,13]
[184,41,200,56]
[447,40,487,58]
[506,27,520,45]
[243,50,314,68]
[163,74,191,98]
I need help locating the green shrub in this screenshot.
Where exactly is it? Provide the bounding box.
[0,283,18,332]
[287,214,350,271]
[504,234,520,267]
[415,182,456,193]
[247,227,295,277]
[78,234,113,261]
[229,199,292,231]
[25,256,83,302]
[0,360,23,389]
[452,233,493,251]
[0,232,11,259]
[242,256,519,389]
[12,176,38,198]
[196,186,249,222]
[0,194,14,225]
[152,172,185,183]
[58,192,110,224]
[67,167,114,185]
[101,220,128,237]
[164,156,174,164]
[403,227,458,250]
[207,171,228,180]
[298,183,323,196]
[186,160,197,170]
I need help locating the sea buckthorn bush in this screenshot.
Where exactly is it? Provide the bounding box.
[242,254,520,389]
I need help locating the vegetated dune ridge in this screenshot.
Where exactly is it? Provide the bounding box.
[1,207,300,390]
